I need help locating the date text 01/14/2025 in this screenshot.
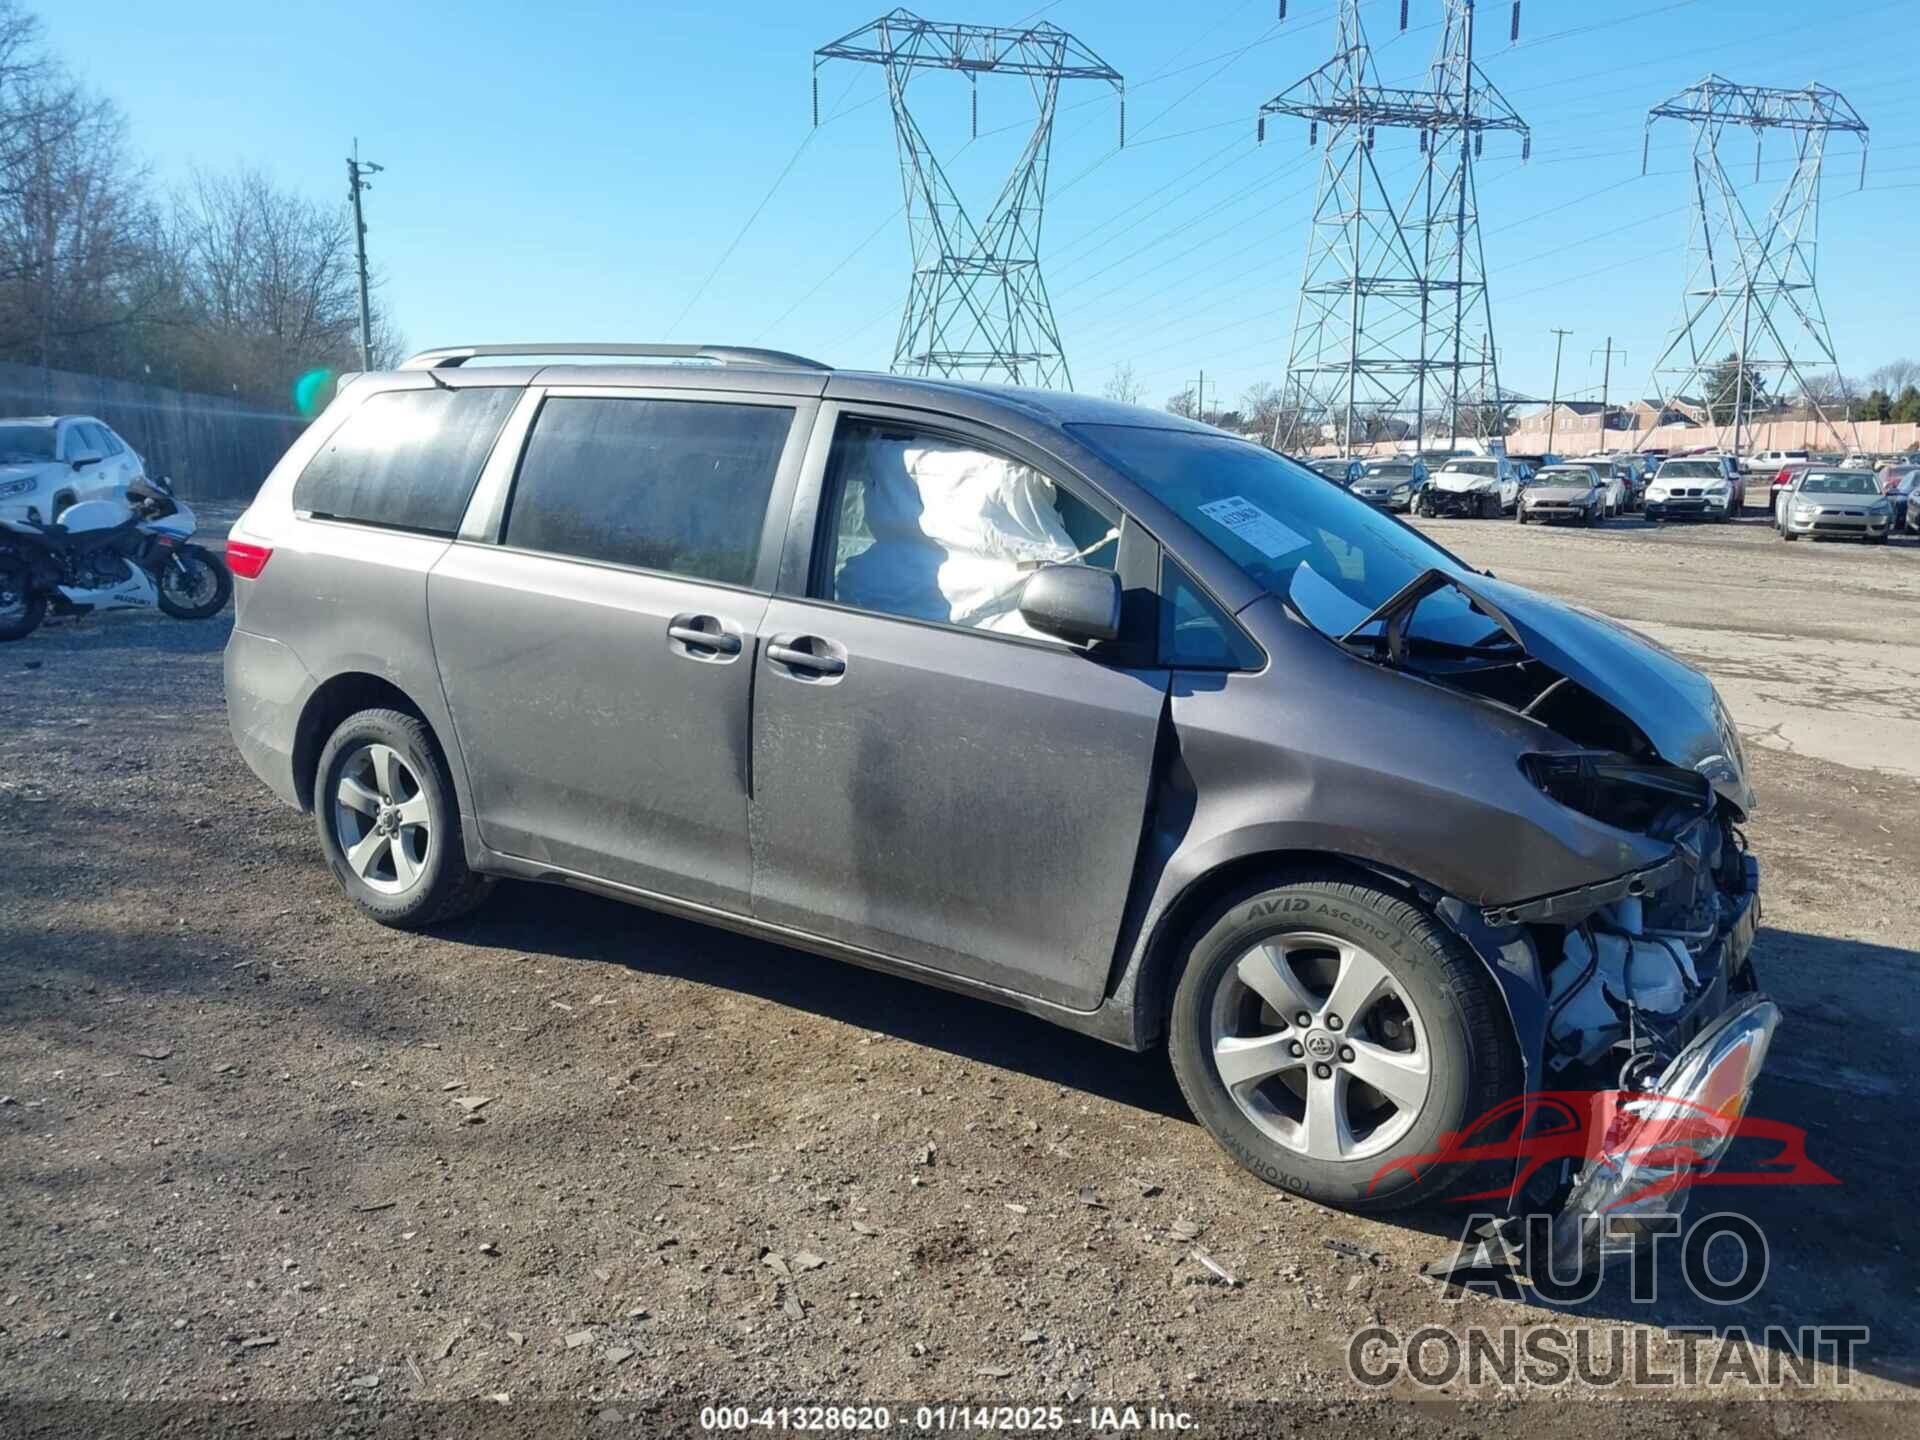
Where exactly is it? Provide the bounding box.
[697,1403,1199,1432]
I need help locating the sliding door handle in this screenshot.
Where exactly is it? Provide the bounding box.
[766,638,846,677]
[667,614,742,660]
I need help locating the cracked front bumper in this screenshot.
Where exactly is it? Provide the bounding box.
[1426,489,1495,516]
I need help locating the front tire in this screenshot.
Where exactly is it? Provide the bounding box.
[1167,873,1517,1212]
[314,708,493,929]
[155,544,233,619]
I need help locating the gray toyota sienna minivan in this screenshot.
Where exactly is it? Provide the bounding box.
[224,343,1773,1221]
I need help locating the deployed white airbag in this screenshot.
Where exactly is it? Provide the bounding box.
[836,437,1095,639]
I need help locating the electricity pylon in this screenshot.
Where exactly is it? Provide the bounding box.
[1267,1,1526,453]
[1635,76,1869,457]
[815,8,1123,389]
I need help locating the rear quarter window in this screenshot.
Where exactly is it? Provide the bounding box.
[502,396,794,586]
[293,387,521,535]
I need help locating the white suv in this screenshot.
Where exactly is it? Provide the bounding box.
[1745,447,1808,475]
[0,415,148,521]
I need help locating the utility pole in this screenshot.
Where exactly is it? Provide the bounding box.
[1546,328,1572,455]
[346,140,384,372]
[1592,338,1621,454]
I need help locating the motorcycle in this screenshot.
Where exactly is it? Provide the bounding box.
[0,474,232,642]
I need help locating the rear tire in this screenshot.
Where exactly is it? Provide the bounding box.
[0,559,44,642]
[1166,873,1518,1212]
[313,708,494,929]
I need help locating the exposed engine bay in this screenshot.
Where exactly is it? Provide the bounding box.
[1533,808,1758,1086]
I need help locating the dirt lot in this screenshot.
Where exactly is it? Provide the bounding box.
[1,500,1916,1431]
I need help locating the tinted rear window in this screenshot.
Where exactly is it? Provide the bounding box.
[294,387,520,535]
[502,397,793,585]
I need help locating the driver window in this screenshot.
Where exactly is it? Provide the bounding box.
[819,419,1118,642]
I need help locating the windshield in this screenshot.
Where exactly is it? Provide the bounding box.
[1658,461,1722,479]
[0,424,56,462]
[1443,460,1499,477]
[1537,468,1597,484]
[1799,470,1879,496]
[1070,425,1498,644]
[1360,463,1412,478]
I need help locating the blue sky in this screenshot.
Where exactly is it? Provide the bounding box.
[54,0,1920,412]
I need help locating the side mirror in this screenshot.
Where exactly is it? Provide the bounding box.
[1019,564,1121,645]
[70,449,105,470]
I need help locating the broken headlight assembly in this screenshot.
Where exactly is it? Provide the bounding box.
[1521,753,1712,836]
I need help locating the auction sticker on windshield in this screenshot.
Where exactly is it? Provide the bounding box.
[1198,495,1306,559]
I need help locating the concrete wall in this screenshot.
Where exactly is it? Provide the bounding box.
[1509,412,1920,456]
[0,362,307,502]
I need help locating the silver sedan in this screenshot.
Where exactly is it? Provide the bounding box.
[1775,468,1895,543]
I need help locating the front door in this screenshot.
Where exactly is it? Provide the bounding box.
[430,389,805,914]
[748,414,1167,1010]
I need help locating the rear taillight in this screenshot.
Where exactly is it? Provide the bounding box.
[226,539,273,579]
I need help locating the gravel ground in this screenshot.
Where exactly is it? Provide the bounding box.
[1,498,1915,1431]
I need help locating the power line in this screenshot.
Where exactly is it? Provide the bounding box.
[667,70,865,336]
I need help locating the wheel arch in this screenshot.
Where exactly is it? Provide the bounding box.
[293,672,442,812]
[1116,847,1538,1078]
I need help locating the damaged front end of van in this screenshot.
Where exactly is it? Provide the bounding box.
[1338,568,1773,1251]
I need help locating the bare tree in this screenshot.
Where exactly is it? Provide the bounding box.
[1101,361,1144,406]
[1240,381,1298,448]
[1868,358,1918,395]
[166,167,371,400]
[1164,384,1198,419]
[0,1,166,372]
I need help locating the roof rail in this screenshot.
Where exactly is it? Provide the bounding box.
[397,343,831,372]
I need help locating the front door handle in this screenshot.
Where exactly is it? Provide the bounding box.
[667,614,742,659]
[766,637,846,678]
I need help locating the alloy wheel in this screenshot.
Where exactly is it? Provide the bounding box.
[331,743,431,894]
[1209,931,1431,1162]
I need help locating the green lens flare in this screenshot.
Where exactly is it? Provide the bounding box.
[293,368,335,417]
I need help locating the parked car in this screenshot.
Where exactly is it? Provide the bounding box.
[1516,465,1608,526]
[1744,447,1808,475]
[1769,462,1811,518]
[1714,454,1747,510]
[221,340,1767,1219]
[1306,456,1364,487]
[1876,461,1920,496]
[1348,458,1428,512]
[1775,467,1895,543]
[1419,456,1522,517]
[1569,454,1635,516]
[1645,458,1737,522]
[0,415,148,522]
[1886,470,1920,532]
